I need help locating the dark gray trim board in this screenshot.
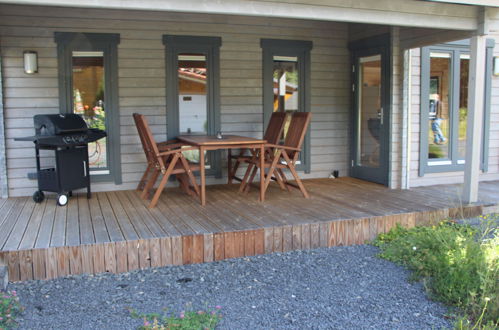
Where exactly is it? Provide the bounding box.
[418,39,494,176]
[0,55,8,198]
[163,35,222,177]
[55,32,122,184]
[261,38,313,173]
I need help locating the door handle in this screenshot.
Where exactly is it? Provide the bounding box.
[379,107,384,125]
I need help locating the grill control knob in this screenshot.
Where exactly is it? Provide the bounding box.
[63,136,72,144]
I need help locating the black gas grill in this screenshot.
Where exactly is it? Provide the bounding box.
[15,114,106,206]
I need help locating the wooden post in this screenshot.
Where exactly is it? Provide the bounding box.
[463,35,486,204]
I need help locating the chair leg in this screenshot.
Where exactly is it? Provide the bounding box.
[282,153,309,199]
[273,169,287,191]
[239,162,254,193]
[244,165,259,193]
[179,155,200,197]
[263,151,281,193]
[177,174,195,197]
[277,168,291,192]
[137,164,152,191]
[149,154,179,208]
[141,168,160,200]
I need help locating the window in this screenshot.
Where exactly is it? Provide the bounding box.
[419,40,494,175]
[261,39,313,173]
[55,32,121,184]
[163,35,221,176]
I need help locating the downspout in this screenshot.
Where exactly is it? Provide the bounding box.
[0,52,8,198]
[401,49,412,189]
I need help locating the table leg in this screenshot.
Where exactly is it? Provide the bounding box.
[227,148,232,184]
[200,146,206,206]
[259,144,265,202]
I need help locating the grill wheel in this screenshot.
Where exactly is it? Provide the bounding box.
[57,194,68,206]
[32,190,45,203]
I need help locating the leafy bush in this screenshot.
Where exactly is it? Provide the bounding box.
[372,216,498,327]
[0,290,23,329]
[129,305,222,330]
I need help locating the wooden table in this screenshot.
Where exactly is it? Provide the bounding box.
[178,135,266,206]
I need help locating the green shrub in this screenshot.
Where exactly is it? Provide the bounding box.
[129,305,222,330]
[0,290,23,329]
[372,216,498,327]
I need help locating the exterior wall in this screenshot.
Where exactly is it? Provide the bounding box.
[407,37,499,187]
[0,4,351,197]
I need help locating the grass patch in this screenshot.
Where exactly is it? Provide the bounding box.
[371,214,498,328]
[129,305,222,330]
[0,290,23,329]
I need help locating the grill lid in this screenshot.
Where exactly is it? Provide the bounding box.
[34,114,88,136]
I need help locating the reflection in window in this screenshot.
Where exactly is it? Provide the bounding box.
[357,55,381,167]
[428,52,451,160]
[178,54,208,165]
[178,54,207,134]
[72,51,108,172]
[458,54,469,160]
[273,56,298,140]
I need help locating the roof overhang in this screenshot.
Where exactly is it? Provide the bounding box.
[424,0,499,7]
[0,0,480,31]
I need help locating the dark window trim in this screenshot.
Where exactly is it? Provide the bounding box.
[418,39,494,176]
[54,32,121,184]
[0,56,7,197]
[261,38,313,173]
[162,35,222,177]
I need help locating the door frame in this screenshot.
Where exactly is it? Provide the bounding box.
[348,34,391,186]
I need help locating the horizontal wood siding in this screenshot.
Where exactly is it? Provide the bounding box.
[0,4,350,196]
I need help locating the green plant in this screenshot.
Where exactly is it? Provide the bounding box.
[0,290,23,329]
[371,216,498,327]
[129,305,222,330]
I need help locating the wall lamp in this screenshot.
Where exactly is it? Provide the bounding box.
[494,56,499,77]
[23,50,38,74]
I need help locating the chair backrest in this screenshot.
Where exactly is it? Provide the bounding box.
[283,112,312,159]
[263,111,287,145]
[133,113,164,169]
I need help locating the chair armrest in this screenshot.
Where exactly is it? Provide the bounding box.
[157,146,199,156]
[265,144,302,152]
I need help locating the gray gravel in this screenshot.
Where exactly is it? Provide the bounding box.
[10,245,451,329]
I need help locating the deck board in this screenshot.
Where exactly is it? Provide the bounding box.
[0,178,497,282]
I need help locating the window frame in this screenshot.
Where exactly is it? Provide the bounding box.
[54,32,121,184]
[418,39,494,176]
[261,39,313,173]
[162,35,222,177]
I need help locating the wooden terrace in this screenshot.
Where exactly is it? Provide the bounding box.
[0,177,498,282]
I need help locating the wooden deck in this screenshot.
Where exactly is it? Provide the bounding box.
[0,177,497,282]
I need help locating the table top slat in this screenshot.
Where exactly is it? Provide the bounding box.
[178,135,266,146]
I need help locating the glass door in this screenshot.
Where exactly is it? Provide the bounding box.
[351,50,390,185]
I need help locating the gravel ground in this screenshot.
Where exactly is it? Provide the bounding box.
[9,245,451,330]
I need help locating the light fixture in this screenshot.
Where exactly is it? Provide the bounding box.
[23,50,38,74]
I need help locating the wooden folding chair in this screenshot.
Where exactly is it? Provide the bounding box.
[227,111,286,184]
[240,112,312,198]
[133,113,200,208]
